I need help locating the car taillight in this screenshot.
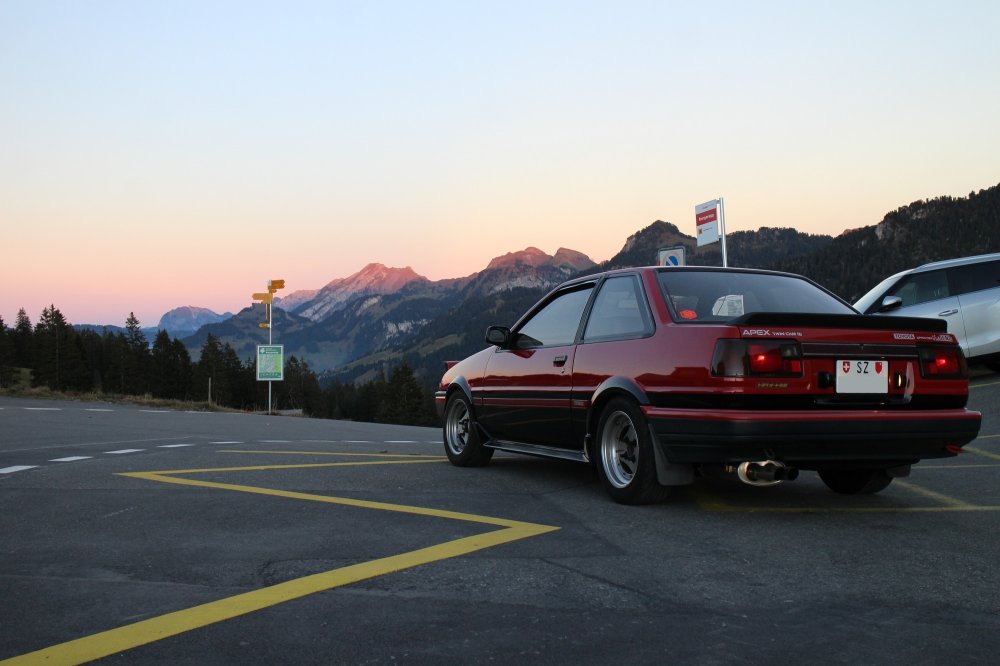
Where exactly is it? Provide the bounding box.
[918,346,967,379]
[712,340,803,377]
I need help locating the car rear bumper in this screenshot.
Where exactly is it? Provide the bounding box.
[643,406,982,467]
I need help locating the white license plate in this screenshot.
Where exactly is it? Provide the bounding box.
[836,359,888,394]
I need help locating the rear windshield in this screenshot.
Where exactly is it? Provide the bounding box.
[658,270,856,322]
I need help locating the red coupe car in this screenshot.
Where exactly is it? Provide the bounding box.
[436,267,982,504]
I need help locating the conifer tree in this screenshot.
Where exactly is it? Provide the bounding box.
[377,361,428,425]
[149,330,175,399]
[0,315,11,387]
[170,338,193,400]
[193,334,229,405]
[122,312,148,395]
[281,356,324,415]
[33,305,88,391]
[12,309,32,369]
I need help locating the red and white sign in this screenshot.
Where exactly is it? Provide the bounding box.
[695,199,720,247]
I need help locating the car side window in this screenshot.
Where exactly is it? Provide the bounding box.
[889,270,950,307]
[514,285,594,349]
[583,276,652,341]
[949,261,1000,296]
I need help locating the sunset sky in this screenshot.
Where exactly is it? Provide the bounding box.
[3,1,999,326]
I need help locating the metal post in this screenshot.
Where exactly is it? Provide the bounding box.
[719,196,729,268]
[268,301,273,415]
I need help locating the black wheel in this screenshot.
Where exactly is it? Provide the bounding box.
[818,468,893,495]
[595,398,668,505]
[442,393,493,467]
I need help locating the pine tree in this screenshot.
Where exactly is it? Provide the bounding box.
[32,305,89,391]
[193,334,232,405]
[12,309,32,369]
[170,338,193,400]
[149,330,174,399]
[0,315,11,387]
[281,356,324,415]
[122,313,148,395]
[377,362,428,425]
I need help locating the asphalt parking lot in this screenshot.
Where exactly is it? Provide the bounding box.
[1,375,999,665]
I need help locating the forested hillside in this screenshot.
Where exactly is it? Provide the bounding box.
[775,186,1000,301]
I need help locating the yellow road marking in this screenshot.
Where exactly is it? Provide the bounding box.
[691,477,998,513]
[970,379,1000,389]
[966,446,1000,461]
[892,480,975,508]
[1,456,558,666]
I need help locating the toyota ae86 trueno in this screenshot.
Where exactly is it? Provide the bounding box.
[436,267,982,505]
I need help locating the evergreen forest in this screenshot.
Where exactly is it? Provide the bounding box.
[0,307,437,426]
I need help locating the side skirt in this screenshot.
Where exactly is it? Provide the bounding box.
[485,440,589,464]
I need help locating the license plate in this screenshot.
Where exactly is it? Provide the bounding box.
[836,359,888,394]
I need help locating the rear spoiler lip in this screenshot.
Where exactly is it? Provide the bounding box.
[729,313,948,333]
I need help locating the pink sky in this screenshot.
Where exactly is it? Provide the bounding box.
[3,2,999,326]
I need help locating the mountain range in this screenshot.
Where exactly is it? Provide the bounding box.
[119,182,998,386]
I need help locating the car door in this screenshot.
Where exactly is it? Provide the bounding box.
[884,269,969,350]
[478,283,595,447]
[951,261,1000,357]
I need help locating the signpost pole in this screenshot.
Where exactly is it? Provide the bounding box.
[253,280,285,415]
[268,299,273,414]
[719,196,728,268]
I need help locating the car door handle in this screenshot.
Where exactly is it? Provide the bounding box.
[553,355,568,367]
[938,309,959,316]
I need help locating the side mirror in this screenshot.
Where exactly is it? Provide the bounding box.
[878,295,903,313]
[485,325,511,348]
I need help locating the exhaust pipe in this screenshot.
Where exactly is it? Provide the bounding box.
[736,460,798,487]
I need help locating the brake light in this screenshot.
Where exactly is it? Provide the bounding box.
[713,340,803,377]
[918,346,966,379]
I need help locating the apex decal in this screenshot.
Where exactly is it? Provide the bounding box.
[742,329,802,338]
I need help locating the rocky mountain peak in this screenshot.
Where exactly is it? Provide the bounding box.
[485,247,552,270]
[295,263,429,322]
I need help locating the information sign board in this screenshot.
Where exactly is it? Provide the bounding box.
[256,345,284,381]
[695,199,721,247]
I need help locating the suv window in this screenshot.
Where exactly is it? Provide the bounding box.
[888,270,949,306]
[583,275,652,341]
[949,261,1000,295]
[515,285,594,348]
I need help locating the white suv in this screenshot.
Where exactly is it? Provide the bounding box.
[855,253,1000,369]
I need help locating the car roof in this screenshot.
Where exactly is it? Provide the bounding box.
[555,265,811,289]
[907,252,1000,274]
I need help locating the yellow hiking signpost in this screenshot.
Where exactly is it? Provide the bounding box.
[252,279,286,413]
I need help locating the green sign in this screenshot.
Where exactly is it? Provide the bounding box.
[256,345,284,381]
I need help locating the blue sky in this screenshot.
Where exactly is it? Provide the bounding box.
[2,1,998,324]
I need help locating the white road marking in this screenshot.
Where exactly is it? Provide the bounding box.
[259,440,292,444]
[24,407,61,411]
[210,441,243,445]
[385,440,417,444]
[343,440,372,444]
[0,465,37,474]
[50,456,92,462]
[158,444,195,448]
[85,409,114,412]
[105,449,145,454]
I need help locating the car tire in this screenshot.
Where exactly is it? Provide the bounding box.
[596,398,669,505]
[443,393,493,467]
[818,468,893,495]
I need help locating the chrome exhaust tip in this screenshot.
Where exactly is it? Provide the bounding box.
[736,460,798,487]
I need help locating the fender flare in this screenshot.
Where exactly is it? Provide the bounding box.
[589,377,693,486]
